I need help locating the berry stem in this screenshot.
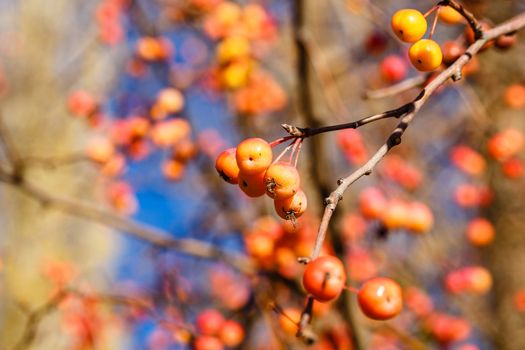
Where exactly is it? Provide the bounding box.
[271,303,300,327]
[429,7,440,40]
[269,135,295,148]
[288,137,302,164]
[273,141,295,164]
[423,5,439,18]
[293,139,303,168]
[344,285,360,294]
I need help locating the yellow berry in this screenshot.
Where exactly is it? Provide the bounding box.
[409,39,443,72]
[438,6,463,25]
[391,9,428,43]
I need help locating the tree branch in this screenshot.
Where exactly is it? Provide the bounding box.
[12,290,68,350]
[0,170,256,275]
[295,8,525,337]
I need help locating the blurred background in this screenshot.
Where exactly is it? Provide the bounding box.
[0,0,524,349]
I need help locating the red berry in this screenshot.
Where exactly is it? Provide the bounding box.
[302,256,346,302]
[358,277,403,320]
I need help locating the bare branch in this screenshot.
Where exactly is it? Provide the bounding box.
[0,111,22,170]
[12,290,68,350]
[296,8,525,335]
[0,171,256,275]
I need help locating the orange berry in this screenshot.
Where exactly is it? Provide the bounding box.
[156,88,185,114]
[86,137,115,163]
[235,138,272,175]
[409,39,443,72]
[215,148,240,184]
[381,200,409,230]
[107,181,138,215]
[450,145,486,176]
[503,84,525,109]
[221,60,252,89]
[162,159,185,181]
[358,187,387,219]
[219,320,244,347]
[302,256,346,302]
[502,158,524,179]
[238,171,266,197]
[487,129,524,161]
[466,218,495,246]
[68,90,97,117]
[150,119,191,147]
[495,33,518,50]
[193,336,224,350]
[442,41,464,65]
[380,55,407,83]
[346,248,377,282]
[406,202,433,234]
[264,162,300,200]
[278,307,301,336]
[465,22,493,51]
[438,6,463,25]
[465,267,492,294]
[248,215,284,241]
[274,189,307,220]
[391,9,427,43]
[244,231,274,262]
[358,277,403,320]
[426,313,471,343]
[216,36,250,64]
[405,287,434,317]
[275,247,300,279]
[101,153,126,177]
[196,309,225,336]
[513,290,525,312]
[136,36,171,61]
[173,139,198,163]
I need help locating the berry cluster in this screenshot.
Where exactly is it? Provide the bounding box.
[391,5,518,75]
[192,309,244,350]
[391,8,443,72]
[201,2,287,116]
[359,187,434,234]
[215,138,307,221]
[445,266,493,295]
[243,215,320,276]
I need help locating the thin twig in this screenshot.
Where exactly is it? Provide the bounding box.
[363,75,428,100]
[281,102,414,138]
[12,290,68,350]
